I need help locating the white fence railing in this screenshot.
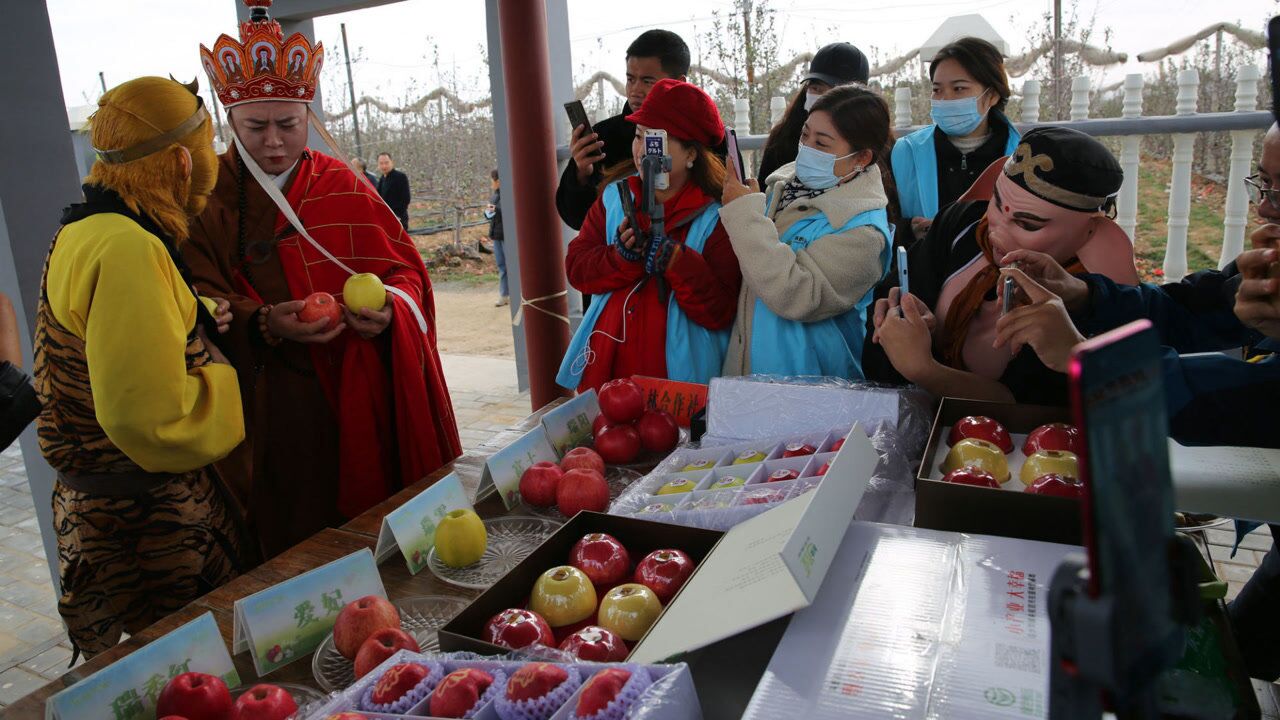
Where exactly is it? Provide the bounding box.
[558,67,1270,281]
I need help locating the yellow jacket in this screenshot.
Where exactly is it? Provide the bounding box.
[45,212,244,473]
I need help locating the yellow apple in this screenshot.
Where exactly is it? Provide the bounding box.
[199,296,219,315]
[344,273,387,313]
[433,509,486,568]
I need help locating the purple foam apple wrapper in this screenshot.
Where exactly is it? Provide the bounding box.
[462,668,507,719]
[572,665,653,720]
[358,660,444,714]
[494,665,582,720]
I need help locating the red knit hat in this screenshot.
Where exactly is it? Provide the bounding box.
[625,79,725,148]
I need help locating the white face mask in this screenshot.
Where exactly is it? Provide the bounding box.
[803,91,822,112]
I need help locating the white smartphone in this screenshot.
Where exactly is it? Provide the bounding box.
[643,128,669,191]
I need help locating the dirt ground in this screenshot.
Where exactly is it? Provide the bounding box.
[433,280,516,358]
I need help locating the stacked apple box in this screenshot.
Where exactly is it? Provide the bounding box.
[606,429,848,531]
[916,398,1083,545]
[308,646,699,719]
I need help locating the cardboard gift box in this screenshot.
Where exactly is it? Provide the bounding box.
[916,398,1083,546]
[439,425,881,720]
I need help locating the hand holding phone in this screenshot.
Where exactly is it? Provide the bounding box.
[895,246,909,317]
[565,101,603,181]
[726,129,746,183]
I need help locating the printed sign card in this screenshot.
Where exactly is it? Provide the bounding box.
[539,389,599,456]
[480,425,560,509]
[631,376,708,427]
[48,612,237,720]
[232,549,385,676]
[374,472,472,574]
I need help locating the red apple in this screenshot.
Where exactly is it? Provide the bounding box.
[948,416,1013,454]
[781,442,816,458]
[569,533,631,586]
[830,436,847,452]
[591,413,611,437]
[519,461,563,507]
[333,595,400,660]
[354,627,421,679]
[768,468,799,483]
[231,684,297,720]
[598,378,645,424]
[557,468,610,518]
[576,668,633,718]
[561,446,606,475]
[157,673,232,720]
[637,409,679,454]
[1023,423,1083,456]
[815,462,830,475]
[505,663,569,702]
[159,717,190,720]
[558,625,629,662]
[594,424,641,464]
[298,291,342,330]
[634,549,695,604]
[483,608,554,649]
[1025,473,1084,498]
[429,668,495,719]
[942,466,1001,488]
[370,663,429,706]
[321,715,366,720]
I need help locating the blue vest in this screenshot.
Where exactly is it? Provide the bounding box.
[891,115,1021,221]
[748,192,893,380]
[556,181,729,390]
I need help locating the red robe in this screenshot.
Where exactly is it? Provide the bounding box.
[186,147,460,554]
[565,178,740,392]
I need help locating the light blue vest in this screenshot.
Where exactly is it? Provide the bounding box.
[748,191,892,380]
[556,181,729,390]
[891,115,1021,221]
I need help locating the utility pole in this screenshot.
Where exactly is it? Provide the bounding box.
[1052,0,1062,119]
[98,71,106,95]
[340,22,363,158]
[741,0,755,131]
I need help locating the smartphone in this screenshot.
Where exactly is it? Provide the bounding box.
[1001,275,1016,315]
[643,129,669,191]
[616,182,639,240]
[895,246,909,297]
[563,100,591,136]
[1068,320,1184,692]
[726,128,746,182]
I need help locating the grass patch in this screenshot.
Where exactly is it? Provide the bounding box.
[1133,156,1233,281]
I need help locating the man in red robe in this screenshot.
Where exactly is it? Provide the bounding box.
[187,1,461,556]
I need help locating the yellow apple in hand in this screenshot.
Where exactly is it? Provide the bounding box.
[433,509,486,568]
[344,273,387,313]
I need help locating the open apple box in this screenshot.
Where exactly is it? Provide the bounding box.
[917,398,1083,546]
[307,647,699,719]
[439,425,879,719]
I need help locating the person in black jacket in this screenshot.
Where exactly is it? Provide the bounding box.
[488,169,508,306]
[755,42,870,187]
[376,152,411,230]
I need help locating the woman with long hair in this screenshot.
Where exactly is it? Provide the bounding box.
[755,42,870,186]
[558,80,742,392]
[719,85,895,379]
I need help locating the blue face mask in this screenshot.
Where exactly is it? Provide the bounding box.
[795,143,858,190]
[930,90,988,137]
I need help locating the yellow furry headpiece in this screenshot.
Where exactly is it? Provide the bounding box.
[87,76,217,242]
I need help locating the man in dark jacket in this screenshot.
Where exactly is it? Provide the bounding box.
[376,152,411,230]
[488,169,508,306]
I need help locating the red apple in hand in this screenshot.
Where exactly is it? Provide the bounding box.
[634,549,695,604]
[569,533,631,586]
[594,424,641,464]
[558,625,629,662]
[942,466,1001,488]
[1025,473,1083,498]
[157,673,233,720]
[561,446,606,475]
[637,409,679,454]
[354,627,421,679]
[519,461,563,507]
[782,443,816,458]
[558,468,610,517]
[599,378,645,424]
[483,608,554,649]
[231,684,297,720]
[298,291,342,330]
[1023,423,1083,456]
[333,595,400,660]
[948,416,1013,454]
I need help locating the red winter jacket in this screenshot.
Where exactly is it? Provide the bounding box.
[565,177,741,392]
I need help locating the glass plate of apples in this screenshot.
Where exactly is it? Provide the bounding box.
[311,595,471,692]
[428,515,562,591]
[521,467,643,521]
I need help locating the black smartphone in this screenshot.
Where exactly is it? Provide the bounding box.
[616,182,639,240]
[1068,320,1184,692]
[564,100,591,136]
[726,128,746,183]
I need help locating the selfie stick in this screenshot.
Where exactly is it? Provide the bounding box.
[640,131,672,298]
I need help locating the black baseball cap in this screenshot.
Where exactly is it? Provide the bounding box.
[804,42,870,87]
